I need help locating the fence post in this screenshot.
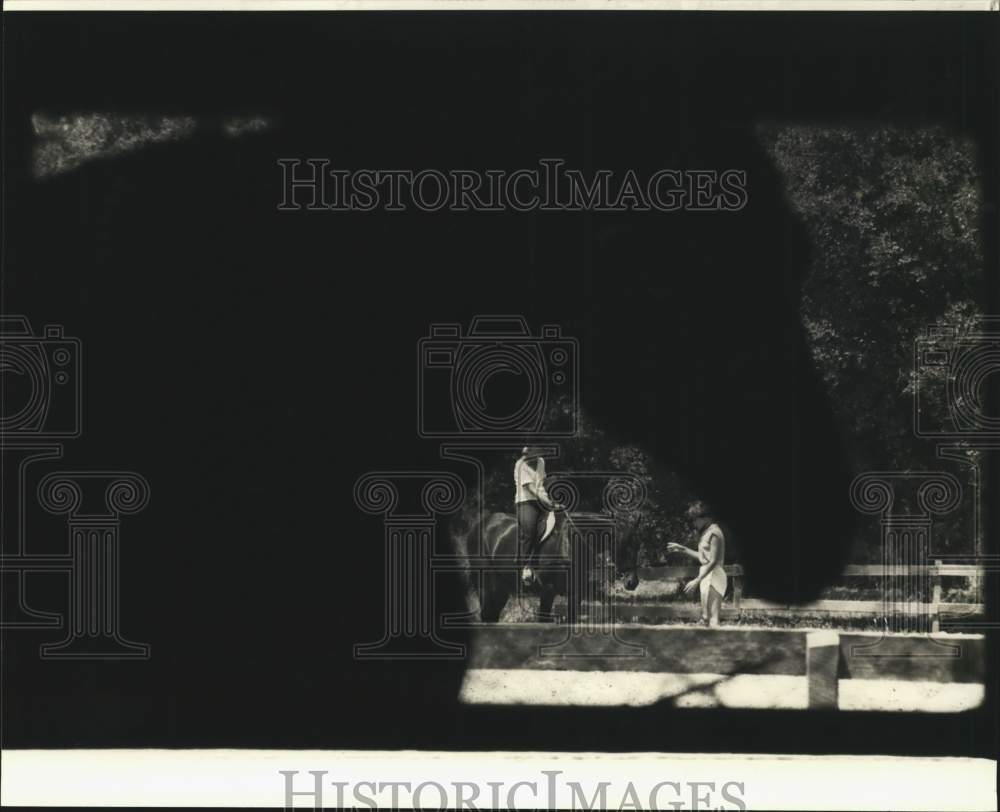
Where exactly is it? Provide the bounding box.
[806,630,840,710]
[931,559,942,633]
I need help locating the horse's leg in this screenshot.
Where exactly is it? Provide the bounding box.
[536,583,557,623]
[480,572,509,623]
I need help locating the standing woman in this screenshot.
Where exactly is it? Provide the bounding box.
[667,501,727,626]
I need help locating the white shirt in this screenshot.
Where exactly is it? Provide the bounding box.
[698,523,725,567]
[514,457,547,504]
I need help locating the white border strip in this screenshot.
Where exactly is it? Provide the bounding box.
[2,749,996,810]
[4,0,998,11]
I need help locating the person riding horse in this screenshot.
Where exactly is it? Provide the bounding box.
[466,452,643,622]
[514,446,564,587]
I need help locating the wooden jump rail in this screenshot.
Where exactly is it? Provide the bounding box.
[466,624,986,710]
[625,562,986,631]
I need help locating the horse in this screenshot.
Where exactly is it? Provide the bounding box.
[464,509,643,623]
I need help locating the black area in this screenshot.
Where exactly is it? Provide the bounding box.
[1,12,997,759]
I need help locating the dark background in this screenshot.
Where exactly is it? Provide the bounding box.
[2,13,996,757]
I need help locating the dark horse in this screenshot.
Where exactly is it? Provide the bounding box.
[466,510,643,623]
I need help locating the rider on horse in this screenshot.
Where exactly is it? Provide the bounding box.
[514,446,563,587]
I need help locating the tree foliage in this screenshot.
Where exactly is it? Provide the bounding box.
[759,124,985,557]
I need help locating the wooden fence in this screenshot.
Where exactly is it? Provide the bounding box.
[466,624,986,710]
[622,561,986,631]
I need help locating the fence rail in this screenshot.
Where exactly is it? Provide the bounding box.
[634,562,987,579]
[466,625,986,709]
[627,561,986,630]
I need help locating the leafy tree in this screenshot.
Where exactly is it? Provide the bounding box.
[758,124,985,559]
